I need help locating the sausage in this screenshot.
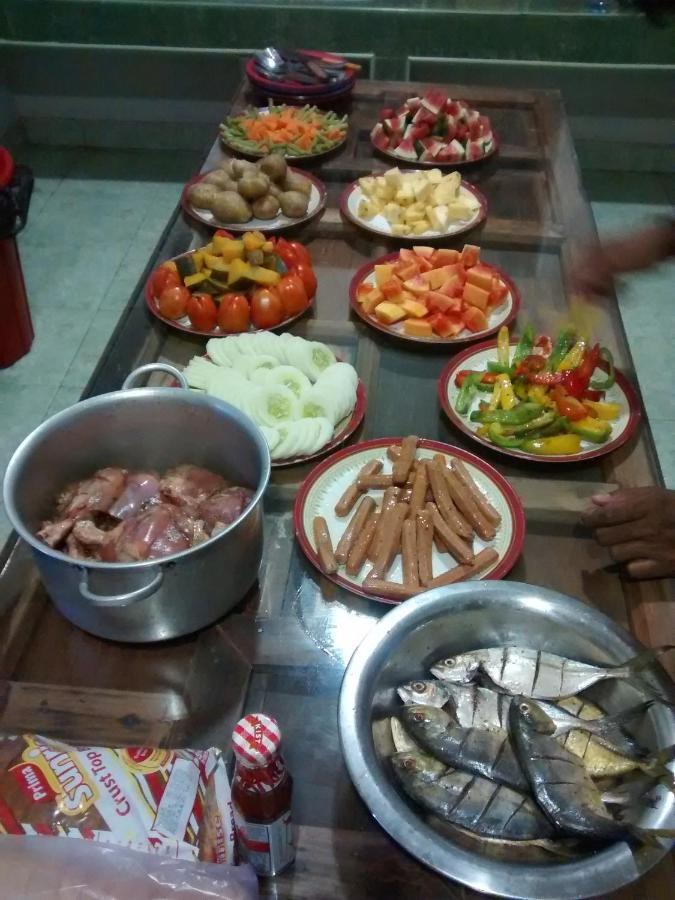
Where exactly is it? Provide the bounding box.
[425,501,449,554]
[408,462,428,520]
[444,468,496,541]
[450,459,501,525]
[370,501,408,579]
[334,460,382,517]
[400,488,413,504]
[401,518,419,589]
[427,548,499,588]
[416,510,434,587]
[387,445,401,462]
[363,575,422,601]
[346,508,380,576]
[430,505,475,566]
[428,455,472,540]
[392,435,418,485]
[368,487,400,562]
[357,473,394,491]
[313,516,337,574]
[335,495,376,565]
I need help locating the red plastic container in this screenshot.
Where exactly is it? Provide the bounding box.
[0,146,34,368]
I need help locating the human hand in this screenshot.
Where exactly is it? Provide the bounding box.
[581,487,675,579]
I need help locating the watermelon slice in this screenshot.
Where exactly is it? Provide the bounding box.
[437,139,465,163]
[446,100,461,116]
[466,140,484,160]
[421,88,448,116]
[397,113,409,130]
[403,123,416,140]
[410,123,431,141]
[371,123,389,152]
[406,96,422,111]
[383,117,398,136]
[395,136,418,161]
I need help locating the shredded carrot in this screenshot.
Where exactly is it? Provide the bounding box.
[231,105,346,154]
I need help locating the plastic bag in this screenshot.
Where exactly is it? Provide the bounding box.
[0,836,258,899]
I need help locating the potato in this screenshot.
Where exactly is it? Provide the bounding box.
[238,172,270,200]
[283,171,312,197]
[252,195,281,220]
[210,191,252,224]
[187,182,220,210]
[279,190,309,218]
[231,159,258,180]
[267,182,283,199]
[257,153,287,183]
[204,170,237,190]
[218,158,236,177]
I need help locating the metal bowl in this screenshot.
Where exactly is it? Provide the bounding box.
[338,581,675,899]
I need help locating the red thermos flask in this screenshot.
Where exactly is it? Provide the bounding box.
[0,146,34,368]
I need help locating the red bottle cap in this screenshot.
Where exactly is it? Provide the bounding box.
[232,713,281,767]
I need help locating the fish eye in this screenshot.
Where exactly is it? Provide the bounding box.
[444,657,455,665]
[403,758,415,770]
[412,681,426,692]
[412,712,424,722]
[519,703,530,713]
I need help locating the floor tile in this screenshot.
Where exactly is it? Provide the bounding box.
[1,306,91,386]
[61,307,124,388]
[45,383,85,417]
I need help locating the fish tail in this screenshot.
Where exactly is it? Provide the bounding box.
[638,744,675,793]
[627,825,675,848]
[586,701,653,756]
[623,675,675,708]
[614,644,675,677]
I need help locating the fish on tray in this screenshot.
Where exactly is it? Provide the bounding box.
[430,645,673,701]
[390,750,554,841]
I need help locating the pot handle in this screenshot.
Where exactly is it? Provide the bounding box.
[122,363,188,391]
[79,567,164,607]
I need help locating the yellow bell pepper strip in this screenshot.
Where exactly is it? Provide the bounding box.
[514,380,530,402]
[557,339,587,371]
[476,424,490,439]
[522,434,582,455]
[488,423,524,450]
[488,378,502,411]
[497,325,510,368]
[527,384,555,408]
[546,326,576,371]
[582,399,621,420]
[569,416,612,444]
[498,375,517,410]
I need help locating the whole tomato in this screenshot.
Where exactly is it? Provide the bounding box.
[215,229,234,239]
[186,293,218,332]
[151,264,181,298]
[272,237,298,271]
[277,273,309,319]
[158,285,189,320]
[250,287,284,330]
[288,241,312,268]
[293,263,317,299]
[218,293,250,333]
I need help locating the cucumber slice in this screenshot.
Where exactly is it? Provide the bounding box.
[249,384,299,427]
[260,364,312,398]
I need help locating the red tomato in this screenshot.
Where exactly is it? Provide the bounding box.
[277,274,309,319]
[293,263,317,299]
[186,293,218,331]
[217,293,250,333]
[287,241,312,268]
[273,237,299,271]
[215,229,234,238]
[250,287,284,330]
[151,264,181,298]
[158,285,189,320]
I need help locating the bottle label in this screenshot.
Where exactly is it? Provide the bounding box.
[233,807,295,876]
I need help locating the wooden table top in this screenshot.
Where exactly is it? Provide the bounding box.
[0,78,672,899]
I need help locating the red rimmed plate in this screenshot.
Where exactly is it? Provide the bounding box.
[181,168,327,234]
[219,107,348,163]
[349,252,519,346]
[144,250,313,339]
[438,339,642,463]
[294,437,525,605]
[340,176,486,242]
[272,380,367,469]
[372,132,499,170]
[245,50,355,97]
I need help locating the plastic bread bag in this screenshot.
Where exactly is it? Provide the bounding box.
[0,836,258,899]
[0,733,258,897]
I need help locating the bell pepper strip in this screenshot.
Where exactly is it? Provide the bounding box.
[527,384,555,408]
[514,354,546,378]
[569,417,612,444]
[538,415,570,437]
[477,381,497,392]
[582,388,605,402]
[514,379,530,402]
[534,334,553,357]
[522,434,582,455]
[589,347,615,391]
[549,386,588,422]
[488,423,524,449]
[476,425,490,439]
[497,375,517,410]
[454,373,482,415]
[546,326,576,371]
[487,361,514,375]
[512,325,534,365]
[500,410,557,436]
[470,403,543,426]
[557,339,587,372]
[583,399,620,420]
[497,325,510,367]
[488,378,502,411]
[454,370,499,389]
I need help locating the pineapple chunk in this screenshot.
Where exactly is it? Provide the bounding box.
[374,301,407,325]
[441,171,461,190]
[433,181,459,205]
[447,198,479,220]
[411,219,431,235]
[404,203,427,224]
[383,202,403,225]
[401,298,428,318]
[384,167,403,189]
[426,168,443,184]
[358,176,377,197]
[374,264,395,287]
[391,223,412,236]
[395,183,415,205]
[428,204,450,232]
[358,198,380,220]
[375,183,395,203]
[413,180,436,204]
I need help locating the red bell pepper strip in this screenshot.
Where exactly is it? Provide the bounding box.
[455,370,500,388]
[558,343,600,398]
[534,335,553,357]
[582,388,605,402]
[549,386,588,422]
[514,355,546,377]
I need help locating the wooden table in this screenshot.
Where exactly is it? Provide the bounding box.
[0,80,673,898]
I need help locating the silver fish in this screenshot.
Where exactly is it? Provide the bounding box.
[430,644,673,700]
[509,697,675,844]
[400,705,529,792]
[390,750,554,841]
[398,680,651,762]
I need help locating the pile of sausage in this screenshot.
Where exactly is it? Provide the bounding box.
[312,436,501,601]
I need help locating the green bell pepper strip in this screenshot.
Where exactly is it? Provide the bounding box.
[488,423,524,449]
[454,373,483,415]
[589,347,615,391]
[499,409,558,436]
[487,361,515,375]
[469,402,543,426]
[512,325,535,365]
[546,326,577,371]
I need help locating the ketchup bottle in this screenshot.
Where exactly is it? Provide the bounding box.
[231,713,295,876]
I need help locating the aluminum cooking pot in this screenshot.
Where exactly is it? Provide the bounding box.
[3,364,270,642]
